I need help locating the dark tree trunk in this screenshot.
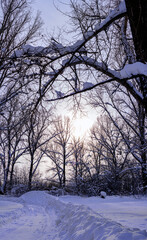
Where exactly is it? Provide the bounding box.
[28,156,34,190]
[125,0,147,62]
[63,146,66,188]
[125,0,147,114]
[138,105,147,194]
[9,163,15,189]
[125,1,147,193]
[75,154,78,187]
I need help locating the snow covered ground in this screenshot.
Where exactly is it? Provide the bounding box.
[0,191,147,240]
[59,194,147,231]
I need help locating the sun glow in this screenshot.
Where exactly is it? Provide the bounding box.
[59,103,97,139]
[72,117,94,139]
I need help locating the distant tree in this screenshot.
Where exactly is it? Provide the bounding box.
[45,116,72,187]
[25,107,52,190]
[91,85,146,193]
[45,142,63,187]
[70,137,85,189]
[0,97,28,193]
[88,127,104,183]
[90,116,132,194]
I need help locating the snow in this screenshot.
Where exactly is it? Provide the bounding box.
[83,82,94,90]
[120,62,147,78]
[10,1,126,60]
[118,1,126,14]
[59,195,147,232]
[70,40,85,51]
[0,191,147,240]
[11,45,45,58]
[95,1,126,31]
[83,30,94,39]
[100,191,107,198]
[55,90,64,98]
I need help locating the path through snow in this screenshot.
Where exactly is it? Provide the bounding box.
[0,191,147,240]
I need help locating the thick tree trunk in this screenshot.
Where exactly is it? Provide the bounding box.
[138,105,147,194]
[125,1,147,192]
[125,0,147,114]
[125,0,147,62]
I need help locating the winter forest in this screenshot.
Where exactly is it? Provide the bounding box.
[0,0,147,198]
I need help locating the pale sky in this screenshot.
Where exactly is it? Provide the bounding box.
[32,0,70,33]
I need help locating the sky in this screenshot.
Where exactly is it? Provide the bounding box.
[32,0,70,34]
[31,0,98,137]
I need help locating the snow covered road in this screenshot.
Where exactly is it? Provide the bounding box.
[0,191,147,240]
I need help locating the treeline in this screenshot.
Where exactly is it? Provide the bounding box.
[0,107,145,196]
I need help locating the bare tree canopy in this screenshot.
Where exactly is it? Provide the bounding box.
[6,0,147,114]
[0,0,42,108]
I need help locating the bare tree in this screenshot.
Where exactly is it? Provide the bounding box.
[45,116,72,188]
[90,115,133,194]
[0,0,43,193]
[45,143,64,188]
[70,137,85,189]
[88,127,104,183]
[25,107,52,190]
[0,0,42,108]
[90,85,147,193]
[9,0,146,114]
[0,97,28,193]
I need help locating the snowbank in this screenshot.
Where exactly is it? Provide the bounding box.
[56,202,147,240]
[59,195,147,231]
[0,191,147,240]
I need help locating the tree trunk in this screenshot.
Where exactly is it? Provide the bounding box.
[28,156,34,190]
[125,0,147,192]
[2,171,8,194]
[63,145,66,188]
[125,0,147,114]
[2,140,11,193]
[138,105,147,194]
[125,0,147,62]
[9,163,15,189]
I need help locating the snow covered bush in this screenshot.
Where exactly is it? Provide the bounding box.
[100,191,107,199]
